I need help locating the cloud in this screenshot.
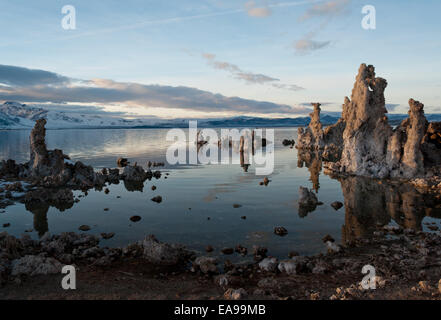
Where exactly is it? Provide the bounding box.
[300,0,351,21]
[202,53,304,90]
[0,65,70,87]
[0,64,309,115]
[294,0,351,54]
[294,39,331,54]
[245,1,272,18]
[386,104,401,112]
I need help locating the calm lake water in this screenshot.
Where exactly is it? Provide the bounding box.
[1,128,441,260]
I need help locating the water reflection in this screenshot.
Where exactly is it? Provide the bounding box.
[1,128,440,257]
[296,149,441,244]
[339,176,441,243]
[25,190,74,237]
[297,150,322,193]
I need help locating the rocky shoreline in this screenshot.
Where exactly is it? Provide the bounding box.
[1,226,441,299]
[0,118,162,210]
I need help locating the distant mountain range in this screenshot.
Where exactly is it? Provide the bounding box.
[1,101,441,130]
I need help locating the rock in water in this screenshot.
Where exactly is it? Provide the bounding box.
[117,158,129,167]
[274,227,288,236]
[389,99,427,178]
[297,103,324,150]
[331,201,343,211]
[29,119,69,180]
[298,187,318,207]
[130,216,141,222]
[79,225,91,232]
[122,164,147,182]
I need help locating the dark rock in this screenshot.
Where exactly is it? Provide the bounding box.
[151,196,162,203]
[130,216,142,222]
[79,225,91,232]
[101,232,115,240]
[117,158,129,167]
[322,235,335,243]
[331,201,344,210]
[221,247,234,255]
[235,245,248,256]
[274,227,288,236]
[282,139,295,147]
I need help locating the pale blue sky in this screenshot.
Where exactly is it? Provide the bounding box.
[0,0,440,118]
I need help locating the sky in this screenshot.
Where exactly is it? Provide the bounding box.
[0,0,440,119]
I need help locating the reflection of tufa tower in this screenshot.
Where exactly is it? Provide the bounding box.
[297,150,322,193]
[25,203,49,237]
[338,176,441,244]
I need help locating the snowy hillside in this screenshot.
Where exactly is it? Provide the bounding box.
[1,101,440,130]
[0,101,158,129]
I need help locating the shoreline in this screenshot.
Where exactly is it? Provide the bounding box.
[1,228,440,300]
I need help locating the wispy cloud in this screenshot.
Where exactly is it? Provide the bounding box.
[245,1,272,18]
[0,64,309,115]
[295,39,331,54]
[299,0,350,21]
[202,53,304,91]
[294,0,352,54]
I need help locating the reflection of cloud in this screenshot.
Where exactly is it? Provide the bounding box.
[245,1,272,17]
[0,64,307,115]
[202,53,304,91]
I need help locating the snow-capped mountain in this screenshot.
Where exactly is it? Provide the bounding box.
[0,101,158,129]
[1,101,440,130]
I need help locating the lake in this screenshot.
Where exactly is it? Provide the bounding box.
[1,127,440,260]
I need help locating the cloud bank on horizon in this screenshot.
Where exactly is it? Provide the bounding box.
[0,64,311,117]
